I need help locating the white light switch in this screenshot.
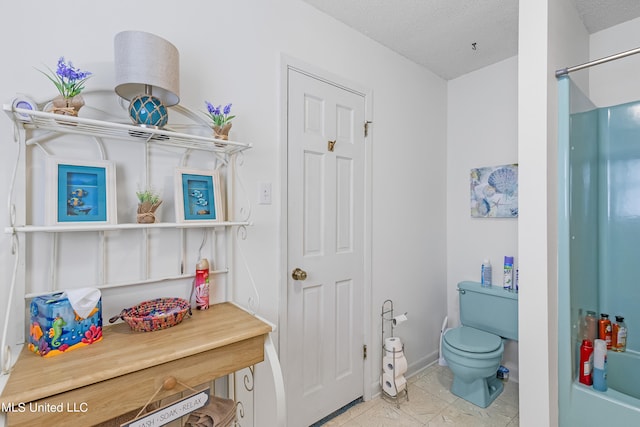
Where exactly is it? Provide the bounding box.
[258,182,272,205]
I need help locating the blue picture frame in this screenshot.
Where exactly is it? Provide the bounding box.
[175,168,223,223]
[47,159,117,225]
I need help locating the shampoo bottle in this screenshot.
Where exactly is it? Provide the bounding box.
[503,256,514,290]
[599,313,612,349]
[612,316,627,352]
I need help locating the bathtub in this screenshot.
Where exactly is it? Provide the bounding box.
[607,349,640,401]
[569,350,640,425]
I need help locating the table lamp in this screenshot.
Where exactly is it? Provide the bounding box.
[114,31,180,128]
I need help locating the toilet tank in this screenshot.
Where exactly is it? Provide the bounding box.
[458,281,518,340]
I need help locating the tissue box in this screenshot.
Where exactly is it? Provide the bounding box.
[28,292,103,357]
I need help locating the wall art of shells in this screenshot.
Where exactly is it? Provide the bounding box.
[470,164,518,218]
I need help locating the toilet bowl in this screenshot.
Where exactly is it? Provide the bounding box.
[442,326,505,407]
[442,281,518,408]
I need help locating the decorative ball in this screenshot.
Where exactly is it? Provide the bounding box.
[128,94,168,127]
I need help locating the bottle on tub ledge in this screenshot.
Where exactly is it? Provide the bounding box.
[503,256,514,291]
[578,339,593,386]
[612,315,627,352]
[599,313,612,349]
[592,339,608,392]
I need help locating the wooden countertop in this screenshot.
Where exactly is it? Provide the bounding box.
[0,302,272,406]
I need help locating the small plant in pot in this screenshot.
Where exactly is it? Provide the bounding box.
[136,189,162,223]
[204,101,235,141]
[38,57,92,117]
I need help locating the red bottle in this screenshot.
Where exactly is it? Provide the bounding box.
[579,339,593,386]
[195,258,210,310]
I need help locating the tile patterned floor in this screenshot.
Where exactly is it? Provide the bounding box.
[321,364,519,426]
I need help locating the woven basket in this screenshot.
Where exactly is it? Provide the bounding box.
[109,298,191,332]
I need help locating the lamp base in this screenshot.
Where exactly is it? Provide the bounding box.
[128,94,168,128]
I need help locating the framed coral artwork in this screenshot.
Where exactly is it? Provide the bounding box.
[470,164,518,218]
[46,158,117,225]
[174,168,224,223]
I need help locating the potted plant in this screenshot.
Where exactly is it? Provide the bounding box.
[136,189,162,223]
[39,57,92,117]
[204,101,235,140]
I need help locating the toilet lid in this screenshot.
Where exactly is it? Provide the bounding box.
[444,326,502,353]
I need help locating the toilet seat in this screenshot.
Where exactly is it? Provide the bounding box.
[443,326,502,353]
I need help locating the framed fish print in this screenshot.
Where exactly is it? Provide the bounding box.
[46,158,117,225]
[174,168,224,223]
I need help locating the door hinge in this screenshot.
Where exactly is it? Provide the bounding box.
[364,121,372,138]
[363,344,367,360]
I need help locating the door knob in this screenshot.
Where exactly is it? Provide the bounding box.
[292,268,308,281]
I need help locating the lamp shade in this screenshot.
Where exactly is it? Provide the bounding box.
[114,31,180,107]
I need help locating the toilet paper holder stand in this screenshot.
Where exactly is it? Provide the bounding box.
[381,299,409,407]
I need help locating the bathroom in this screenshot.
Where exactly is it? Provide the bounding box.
[0,1,639,426]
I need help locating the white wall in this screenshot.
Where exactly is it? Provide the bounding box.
[446,56,519,379]
[0,0,448,422]
[590,16,640,107]
[518,0,589,426]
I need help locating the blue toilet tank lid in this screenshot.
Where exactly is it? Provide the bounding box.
[444,326,502,353]
[458,281,518,300]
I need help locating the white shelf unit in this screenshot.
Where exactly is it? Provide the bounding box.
[1,100,255,375]
[8,105,251,155]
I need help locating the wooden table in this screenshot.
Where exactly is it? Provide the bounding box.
[0,302,272,426]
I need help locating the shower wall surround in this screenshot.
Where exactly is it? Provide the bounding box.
[559,76,640,425]
[570,100,640,352]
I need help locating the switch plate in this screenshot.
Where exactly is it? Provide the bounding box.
[258,182,272,205]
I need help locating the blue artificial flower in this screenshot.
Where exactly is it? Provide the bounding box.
[39,57,92,98]
[204,100,236,127]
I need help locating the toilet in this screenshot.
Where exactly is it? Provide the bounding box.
[442,281,518,408]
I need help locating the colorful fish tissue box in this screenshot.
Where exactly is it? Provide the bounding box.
[28,291,103,357]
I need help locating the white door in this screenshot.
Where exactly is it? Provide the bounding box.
[286,68,366,427]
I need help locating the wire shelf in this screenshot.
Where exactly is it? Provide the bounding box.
[4,105,252,155]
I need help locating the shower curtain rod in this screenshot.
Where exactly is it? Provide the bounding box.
[555,46,640,77]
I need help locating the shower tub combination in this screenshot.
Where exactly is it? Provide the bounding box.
[558,61,640,425]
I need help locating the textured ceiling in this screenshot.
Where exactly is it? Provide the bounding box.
[302,0,640,80]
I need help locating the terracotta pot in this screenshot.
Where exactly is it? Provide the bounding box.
[51,94,85,117]
[213,122,232,140]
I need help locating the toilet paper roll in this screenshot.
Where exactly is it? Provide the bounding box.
[384,337,403,356]
[383,354,408,377]
[382,373,407,397]
[392,313,408,326]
